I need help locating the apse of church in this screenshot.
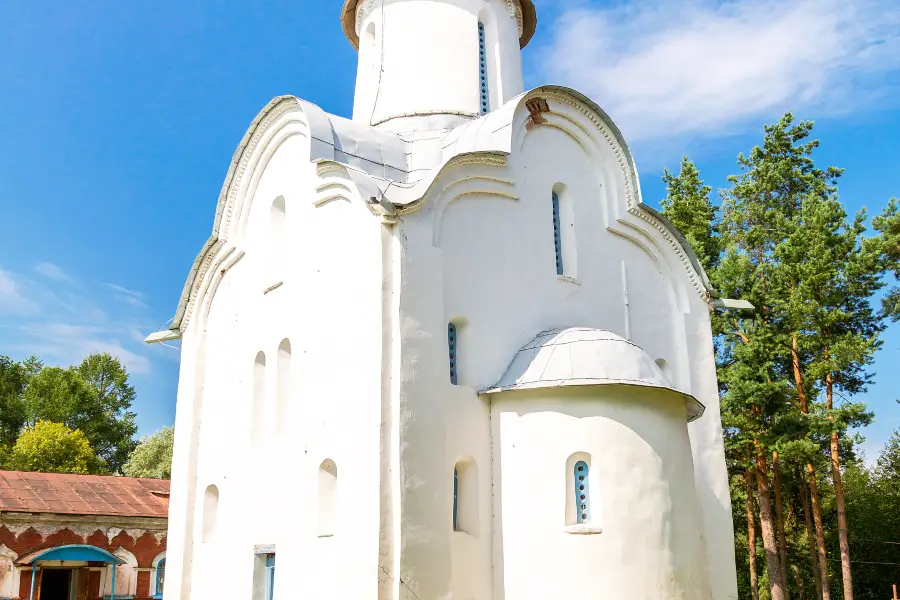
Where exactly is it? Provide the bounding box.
[147,1,740,599]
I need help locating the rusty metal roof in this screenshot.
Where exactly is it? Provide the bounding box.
[0,470,170,518]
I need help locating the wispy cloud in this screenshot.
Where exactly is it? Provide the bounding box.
[542,0,900,147]
[14,323,152,374]
[34,262,72,282]
[0,268,40,315]
[0,264,157,375]
[104,282,148,309]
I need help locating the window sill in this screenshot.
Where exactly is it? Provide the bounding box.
[556,275,580,285]
[564,524,602,535]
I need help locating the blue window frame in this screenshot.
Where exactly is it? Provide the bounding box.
[478,23,489,114]
[552,192,563,275]
[265,554,275,600]
[448,323,458,385]
[153,558,165,599]
[574,461,590,523]
[453,467,460,530]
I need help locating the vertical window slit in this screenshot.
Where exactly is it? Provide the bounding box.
[575,461,590,523]
[478,23,489,115]
[448,323,458,385]
[453,466,460,531]
[552,191,563,275]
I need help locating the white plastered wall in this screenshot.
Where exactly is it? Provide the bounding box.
[353,0,525,131]
[164,109,385,600]
[393,96,735,599]
[491,386,710,600]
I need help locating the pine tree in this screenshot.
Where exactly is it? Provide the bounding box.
[661,156,719,271]
[872,198,899,321]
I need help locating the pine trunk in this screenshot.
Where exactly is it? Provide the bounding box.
[773,452,790,585]
[799,472,823,600]
[747,467,760,600]
[792,335,826,600]
[808,465,831,600]
[757,451,790,600]
[793,564,808,600]
[826,372,854,600]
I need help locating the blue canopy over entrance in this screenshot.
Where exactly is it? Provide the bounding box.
[18,544,124,565]
[18,545,123,600]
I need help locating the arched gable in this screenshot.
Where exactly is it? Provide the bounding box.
[390,86,712,301]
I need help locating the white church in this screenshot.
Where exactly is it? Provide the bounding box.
[147,1,740,599]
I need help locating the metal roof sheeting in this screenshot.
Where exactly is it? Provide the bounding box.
[482,328,705,422]
[0,470,170,518]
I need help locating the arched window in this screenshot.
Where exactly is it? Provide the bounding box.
[203,484,219,543]
[448,323,458,385]
[478,22,489,114]
[270,196,286,245]
[276,339,292,435]
[318,459,338,537]
[552,186,578,278]
[153,557,166,599]
[252,352,267,444]
[574,461,591,523]
[452,460,479,534]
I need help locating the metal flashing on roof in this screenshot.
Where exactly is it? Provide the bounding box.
[482,328,705,422]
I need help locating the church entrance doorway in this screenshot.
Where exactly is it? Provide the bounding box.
[39,569,71,600]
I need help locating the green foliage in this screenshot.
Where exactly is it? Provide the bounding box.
[123,427,174,479]
[0,356,28,447]
[1,352,140,474]
[4,420,103,474]
[75,353,139,471]
[872,198,900,322]
[670,112,899,600]
[661,156,720,271]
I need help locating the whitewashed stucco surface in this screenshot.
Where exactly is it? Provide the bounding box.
[159,1,738,599]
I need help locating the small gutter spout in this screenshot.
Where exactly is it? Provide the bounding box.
[710,298,755,311]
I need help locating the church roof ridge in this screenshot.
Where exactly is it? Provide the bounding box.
[147,86,716,343]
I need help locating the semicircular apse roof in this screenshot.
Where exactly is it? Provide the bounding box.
[482,328,704,421]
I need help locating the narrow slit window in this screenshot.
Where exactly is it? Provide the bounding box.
[478,22,489,115]
[574,461,590,523]
[265,554,276,600]
[552,191,563,275]
[448,323,458,385]
[453,466,460,531]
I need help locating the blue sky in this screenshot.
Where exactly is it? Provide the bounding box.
[0,0,898,456]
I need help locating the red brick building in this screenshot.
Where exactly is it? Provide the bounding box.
[0,471,168,600]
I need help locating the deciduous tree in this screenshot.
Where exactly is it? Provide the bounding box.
[4,420,102,474]
[123,426,174,479]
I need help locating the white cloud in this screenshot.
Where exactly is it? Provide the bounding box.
[0,268,39,315]
[1,266,157,376]
[15,323,152,375]
[542,0,900,144]
[105,283,148,309]
[34,262,72,282]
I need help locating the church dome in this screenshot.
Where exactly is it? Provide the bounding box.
[340,0,537,50]
[482,328,705,421]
